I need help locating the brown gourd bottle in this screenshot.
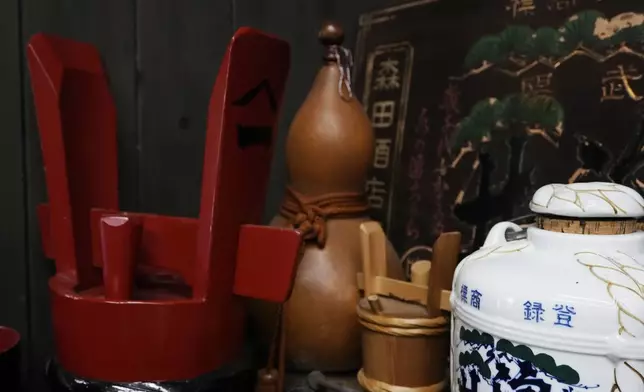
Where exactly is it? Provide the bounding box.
[249,22,404,377]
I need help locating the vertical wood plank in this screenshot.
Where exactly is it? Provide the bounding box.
[20,1,137,389]
[137,0,234,217]
[0,0,29,384]
[233,0,396,222]
[234,0,332,222]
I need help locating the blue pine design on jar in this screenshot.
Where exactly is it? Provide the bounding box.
[456,326,599,391]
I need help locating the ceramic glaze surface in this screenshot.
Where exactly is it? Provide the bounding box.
[451,182,644,392]
[529,182,644,218]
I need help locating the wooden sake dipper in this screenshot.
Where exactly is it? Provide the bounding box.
[248,22,404,375]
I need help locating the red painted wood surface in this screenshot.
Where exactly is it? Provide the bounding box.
[0,327,20,354]
[194,27,291,301]
[27,33,118,289]
[27,28,298,382]
[100,216,140,301]
[234,225,302,302]
[41,207,200,286]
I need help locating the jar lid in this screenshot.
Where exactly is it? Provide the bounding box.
[529,182,644,218]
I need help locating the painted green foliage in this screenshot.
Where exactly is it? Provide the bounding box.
[559,10,605,52]
[463,26,531,70]
[464,25,561,69]
[503,94,564,134]
[452,94,564,149]
[464,24,565,69]
[456,326,597,391]
[463,35,505,70]
[463,10,644,70]
[495,339,579,385]
[453,98,503,148]
[531,27,566,60]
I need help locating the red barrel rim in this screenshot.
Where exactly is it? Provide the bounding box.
[0,327,20,354]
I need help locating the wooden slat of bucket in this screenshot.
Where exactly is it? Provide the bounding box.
[357,296,449,388]
[427,232,461,317]
[360,222,389,296]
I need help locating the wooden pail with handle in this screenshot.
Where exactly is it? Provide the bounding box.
[357,222,461,392]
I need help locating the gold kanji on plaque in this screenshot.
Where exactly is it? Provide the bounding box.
[373,58,401,91]
[365,177,387,209]
[547,0,576,11]
[371,101,396,128]
[506,0,536,18]
[373,138,392,169]
[521,73,554,95]
[601,65,643,102]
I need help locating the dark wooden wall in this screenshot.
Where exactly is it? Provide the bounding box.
[0,0,396,389]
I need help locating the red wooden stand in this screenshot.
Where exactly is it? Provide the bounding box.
[27,29,298,382]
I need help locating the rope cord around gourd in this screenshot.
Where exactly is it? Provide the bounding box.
[358,369,446,392]
[356,305,448,337]
[279,186,369,248]
[328,44,354,100]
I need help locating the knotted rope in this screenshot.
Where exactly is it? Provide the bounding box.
[279,187,369,247]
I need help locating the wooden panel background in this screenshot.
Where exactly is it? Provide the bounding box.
[0,0,29,383]
[0,0,396,390]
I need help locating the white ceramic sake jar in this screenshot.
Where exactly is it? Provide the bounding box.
[450,182,644,392]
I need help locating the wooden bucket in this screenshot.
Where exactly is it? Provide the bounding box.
[357,296,449,392]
